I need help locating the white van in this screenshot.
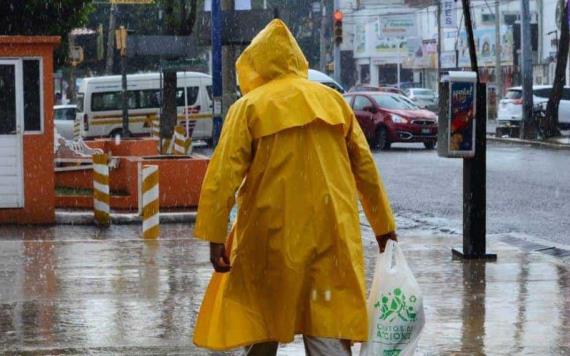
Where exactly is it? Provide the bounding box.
[76,72,213,142]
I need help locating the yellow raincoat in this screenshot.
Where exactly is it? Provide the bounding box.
[193,19,396,350]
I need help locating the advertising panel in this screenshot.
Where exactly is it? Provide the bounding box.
[448,72,477,157]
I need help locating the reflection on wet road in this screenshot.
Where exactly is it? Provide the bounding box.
[0,224,569,354]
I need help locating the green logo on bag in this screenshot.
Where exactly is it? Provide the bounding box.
[374,288,418,322]
[383,350,401,356]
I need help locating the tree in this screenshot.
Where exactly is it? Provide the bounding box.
[161,0,198,147]
[0,0,94,66]
[543,0,567,138]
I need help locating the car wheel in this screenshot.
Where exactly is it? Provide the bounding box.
[424,141,436,150]
[374,127,391,151]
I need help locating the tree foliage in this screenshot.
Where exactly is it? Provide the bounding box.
[0,0,93,36]
[0,0,94,66]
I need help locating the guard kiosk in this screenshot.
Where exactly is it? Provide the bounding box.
[0,36,60,224]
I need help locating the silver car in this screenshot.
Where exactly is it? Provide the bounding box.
[405,88,438,112]
[54,104,77,140]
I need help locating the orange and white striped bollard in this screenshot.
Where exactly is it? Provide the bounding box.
[92,153,110,226]
[142,165,160,239]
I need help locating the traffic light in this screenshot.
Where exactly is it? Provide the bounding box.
[333,10,343,45]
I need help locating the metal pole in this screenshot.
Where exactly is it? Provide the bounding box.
[333,0,341,84]
[184,71,189,138]
[437,0,442,79]
[121,49,130,137]
[105,4,117,74]
[211,0,222,147]
[495,0,503,100]
[397,43,401,88]
[452,0,496,260]
[319,1,327,72]
[520,0,534,138]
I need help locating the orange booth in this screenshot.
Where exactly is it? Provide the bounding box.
[0,36,60,224]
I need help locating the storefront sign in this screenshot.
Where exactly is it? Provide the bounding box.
[441,0,456,28]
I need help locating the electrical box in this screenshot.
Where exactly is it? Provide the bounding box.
[437,71,477,158]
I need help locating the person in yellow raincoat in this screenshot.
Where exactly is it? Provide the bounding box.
[193,19,397,355]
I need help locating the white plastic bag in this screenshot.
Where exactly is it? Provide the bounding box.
[360,240,425,356]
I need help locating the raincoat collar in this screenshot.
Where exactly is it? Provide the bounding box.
[236,19,309,94]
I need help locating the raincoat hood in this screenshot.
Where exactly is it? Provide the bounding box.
[236,19,309,94]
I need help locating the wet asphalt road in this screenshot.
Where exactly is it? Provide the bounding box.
[374,141,570,246]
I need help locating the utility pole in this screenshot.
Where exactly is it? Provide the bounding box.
[437,0,442,79]
[105,4,117,74]
[333,0,341,84]
[495,0,502,100]
[319,0,327,72]
[222,0,237,121]
[116,26,131,137]
[520,0,535,139]
[211,0,222,146]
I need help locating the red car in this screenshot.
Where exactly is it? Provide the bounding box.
[344,92,438,150]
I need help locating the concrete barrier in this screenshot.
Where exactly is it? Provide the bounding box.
[142,165,160,239]
[92,153,110,226]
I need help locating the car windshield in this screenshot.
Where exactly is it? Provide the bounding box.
[412,89,434,96]
[505,90,522,100]
[371,94,418,110]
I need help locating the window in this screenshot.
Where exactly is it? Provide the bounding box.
[54,107,76,121]
[371,94,417,110]
[206,85,213,100]
[176,87,200,107]
[23,59,41,131]
[140,89,162,109]
[505,90,522,100]
[353,96,373,111]
[76,93,84,113]
[92,91,138,111]
[533,88,551,99]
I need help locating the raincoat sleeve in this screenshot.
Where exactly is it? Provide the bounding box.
[194,103,253,244]
[346,112,396,236]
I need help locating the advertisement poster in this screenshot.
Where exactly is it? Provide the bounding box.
[449,81,476,156]
[457,27,514,67]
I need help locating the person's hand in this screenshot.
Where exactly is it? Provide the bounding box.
[210,242,231,273]
[376,231,398,253]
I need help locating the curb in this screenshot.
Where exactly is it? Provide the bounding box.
[55,210,196,225]
[487,135,570,150]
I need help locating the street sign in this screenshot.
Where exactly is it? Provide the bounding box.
[110,0,154,4]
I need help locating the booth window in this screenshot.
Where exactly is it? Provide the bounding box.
[23,59,42,132]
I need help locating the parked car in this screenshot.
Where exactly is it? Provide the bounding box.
[54,104,77,139]
[349,85,406,96]
[344,92,438,150]
[498,85,570,129]
[308,69,345,93]
[405,88,438,112]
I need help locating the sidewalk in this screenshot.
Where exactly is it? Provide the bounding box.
[487,119,570,150]
[0,223,569,355]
